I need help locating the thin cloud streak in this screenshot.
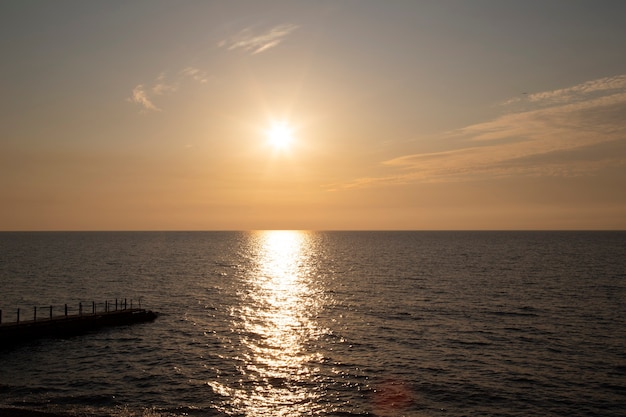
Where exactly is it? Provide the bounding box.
[218,24,299,54]
[180,67,210,84]
[503,74,626,106]
[151,72,178,96]
[128,67,209,112]
[128,84,160,112]
[128,22,298,112]
[336,74,626,189]
[527,74,626,105]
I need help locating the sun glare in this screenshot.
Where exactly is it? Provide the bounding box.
[266,121,294,150]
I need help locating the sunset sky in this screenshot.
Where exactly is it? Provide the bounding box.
[1,0,625,230]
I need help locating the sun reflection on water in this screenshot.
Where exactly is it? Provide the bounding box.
[211,230,324,416]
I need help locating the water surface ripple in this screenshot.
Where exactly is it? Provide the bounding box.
[0,231,624,416]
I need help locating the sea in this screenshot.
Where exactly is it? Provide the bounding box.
[0,231,624,417]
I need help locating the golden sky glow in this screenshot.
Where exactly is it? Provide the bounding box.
[1,1,625,230]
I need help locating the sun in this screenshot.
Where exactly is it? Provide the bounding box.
[266,121,294,150]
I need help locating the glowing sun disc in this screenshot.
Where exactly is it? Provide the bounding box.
[267,122,294,149]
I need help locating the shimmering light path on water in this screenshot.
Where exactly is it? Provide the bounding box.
[210,231,326,416]
[0,231,625,417]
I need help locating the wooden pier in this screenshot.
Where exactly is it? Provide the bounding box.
[0,301,158,347]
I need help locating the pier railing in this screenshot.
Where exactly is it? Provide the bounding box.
[0,298,143,325]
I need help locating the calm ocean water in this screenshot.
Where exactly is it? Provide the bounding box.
[0,231,624,417]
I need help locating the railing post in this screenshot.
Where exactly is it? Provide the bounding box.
[124,298,127,310]
[50,305,53,320]
[0,309,2,324]
[34,306,37,322]
[65,304,68,317]
[17,308,20,324]
[79,302,82,316]
[130,299,133,309]
[92,301,95,315]
[115,299,118,311]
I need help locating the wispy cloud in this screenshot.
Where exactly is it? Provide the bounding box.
[218,23,298,54]
[526,74,626,105]
[128,67,210,112]
[180,67,210,84]
[335,74,626,189]
[151,72,178,96]
[503,74,626,106]
[128,84,160,112]
[127,22,296,111]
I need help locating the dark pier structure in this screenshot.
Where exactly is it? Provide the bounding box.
[0,300,158,347]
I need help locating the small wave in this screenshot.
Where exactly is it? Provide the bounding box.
[446,338,492,347]
[485,310,539,317]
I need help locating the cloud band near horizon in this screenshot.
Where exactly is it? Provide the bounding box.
[336,74,626,189]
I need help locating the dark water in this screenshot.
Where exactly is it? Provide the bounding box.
[0,231,624,417]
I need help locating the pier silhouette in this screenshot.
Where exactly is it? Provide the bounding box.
[0,299,158,347]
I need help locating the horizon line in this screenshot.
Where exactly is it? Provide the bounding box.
[1,229,624,233]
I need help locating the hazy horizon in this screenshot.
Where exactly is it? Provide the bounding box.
[2,1,625,231]
[1,229,624,233]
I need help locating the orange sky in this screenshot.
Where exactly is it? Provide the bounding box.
[1,1,625,230]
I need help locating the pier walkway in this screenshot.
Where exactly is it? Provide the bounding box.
[0,301,158,347]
